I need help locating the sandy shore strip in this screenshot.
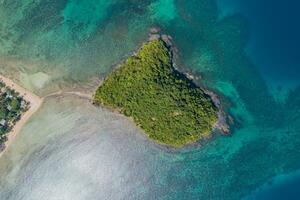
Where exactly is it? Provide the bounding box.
[0,74,43,158]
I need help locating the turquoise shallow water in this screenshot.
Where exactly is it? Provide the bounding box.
[0,0,299,199]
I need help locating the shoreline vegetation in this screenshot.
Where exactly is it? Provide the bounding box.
[94,30,230,147]
[0,29,230,152]
[0,75,43,157]
[0,74,93,158]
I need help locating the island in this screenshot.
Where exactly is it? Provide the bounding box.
[94,36,228,147]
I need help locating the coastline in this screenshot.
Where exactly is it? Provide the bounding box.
[0,75,43,158]
[0,74,94,158]
[149,28,231,135]
[94,30,230,148]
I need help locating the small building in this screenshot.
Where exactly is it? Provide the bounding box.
[6,93,13,99]
[7,105,12,111]
[0,119,6,127]
[20,100,26,109]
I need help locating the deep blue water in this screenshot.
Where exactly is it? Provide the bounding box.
[238,0,300,84]
[243,171,300,200]
[218,0,300,199]
[218,0,300,85]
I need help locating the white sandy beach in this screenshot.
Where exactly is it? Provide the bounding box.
[0,75,43,158]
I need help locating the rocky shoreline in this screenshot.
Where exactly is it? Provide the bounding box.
[148,27,231,135]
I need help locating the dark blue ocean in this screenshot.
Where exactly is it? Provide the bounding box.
[0,0,299,199]
[218,0,300,199]
[226,0,300,85]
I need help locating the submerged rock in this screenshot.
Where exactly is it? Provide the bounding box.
[204,90,230,134]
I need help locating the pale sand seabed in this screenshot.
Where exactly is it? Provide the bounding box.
[0,74,93,159]
[0,75,43,158]
[0,94,162,200]
[0,56,101,98]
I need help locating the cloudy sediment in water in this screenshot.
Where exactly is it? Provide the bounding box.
[0,95,169,200]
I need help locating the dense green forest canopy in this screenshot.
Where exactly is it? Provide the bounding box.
[94,39,218,147]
